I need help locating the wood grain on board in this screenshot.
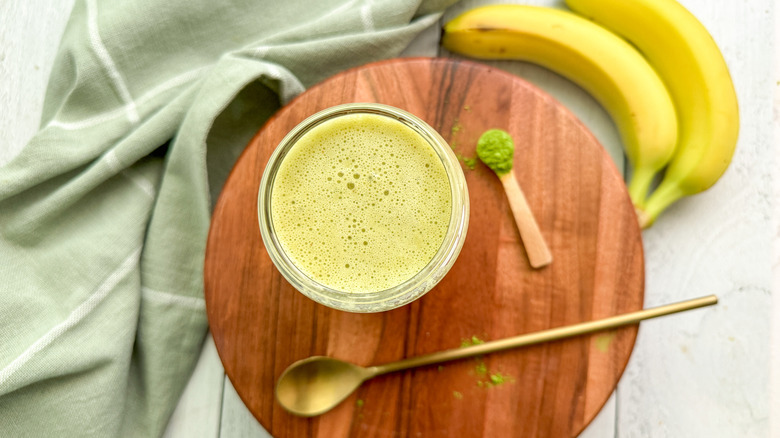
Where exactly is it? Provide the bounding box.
[204,58,644,438]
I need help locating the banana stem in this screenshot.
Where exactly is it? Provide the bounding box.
[637,180,687,228]
[627,166,657,209]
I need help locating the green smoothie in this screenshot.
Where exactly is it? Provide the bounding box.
[271,113,452,293]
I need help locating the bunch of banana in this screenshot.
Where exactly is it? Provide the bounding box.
[442,1,739,228]
[441,4,678,210]
[565,0,739,227]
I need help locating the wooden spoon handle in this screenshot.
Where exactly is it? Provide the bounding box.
[500,169,552,268]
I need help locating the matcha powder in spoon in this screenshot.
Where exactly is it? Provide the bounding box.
[476,129,515,176]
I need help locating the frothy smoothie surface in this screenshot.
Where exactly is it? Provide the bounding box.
[271,113,452,293]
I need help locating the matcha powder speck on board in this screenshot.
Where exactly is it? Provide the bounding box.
[459,335,513,387]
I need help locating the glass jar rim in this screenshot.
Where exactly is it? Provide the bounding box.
[257,103,469,312]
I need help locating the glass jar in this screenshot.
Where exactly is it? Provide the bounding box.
[257,103,469,312]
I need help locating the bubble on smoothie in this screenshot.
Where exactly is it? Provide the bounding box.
[270,113,452,293]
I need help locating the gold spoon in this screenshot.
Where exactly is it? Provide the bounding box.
[276,295,717,417]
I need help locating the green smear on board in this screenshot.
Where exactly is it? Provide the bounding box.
[457,153,478,170]
[451,122,462,135]
[489,373,508,385]
[460,335,486,348]
[594,333,616,352]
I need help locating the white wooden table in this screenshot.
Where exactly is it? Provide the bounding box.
[2,1,776,437]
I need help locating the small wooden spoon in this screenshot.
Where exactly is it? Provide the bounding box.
[477,129,552,268]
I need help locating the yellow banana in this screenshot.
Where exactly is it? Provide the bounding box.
[441,4,678,208]
[566,0,739,228]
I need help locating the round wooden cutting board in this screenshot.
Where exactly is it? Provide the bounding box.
[204,58,644,438]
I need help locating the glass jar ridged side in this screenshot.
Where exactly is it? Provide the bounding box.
[258,103,469,313]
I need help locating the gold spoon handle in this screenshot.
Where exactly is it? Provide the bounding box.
[369,295,717,376]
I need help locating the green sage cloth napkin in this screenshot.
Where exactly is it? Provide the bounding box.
[0,0,456,436]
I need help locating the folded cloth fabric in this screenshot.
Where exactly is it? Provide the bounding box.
[0,0,457,435]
